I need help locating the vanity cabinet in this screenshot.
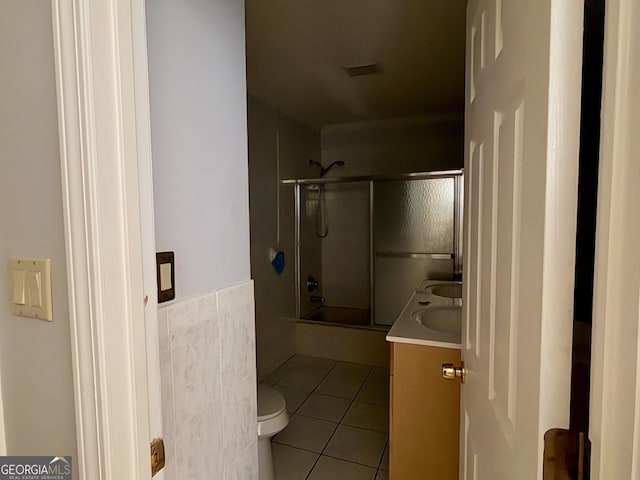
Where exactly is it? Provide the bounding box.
[389,341,461,480]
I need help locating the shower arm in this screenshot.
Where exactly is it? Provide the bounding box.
[309,159,345,177]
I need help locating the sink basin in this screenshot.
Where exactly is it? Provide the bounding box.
[412,305,462,337]
[428,283,462,299]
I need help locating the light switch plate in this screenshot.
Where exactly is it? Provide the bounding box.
[156,252,175,303]
[8,257,53,321]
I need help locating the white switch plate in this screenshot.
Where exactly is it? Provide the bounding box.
[8,257,53,321]
[159,262,172,291]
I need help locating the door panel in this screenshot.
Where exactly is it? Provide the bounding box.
[461,0,583,478]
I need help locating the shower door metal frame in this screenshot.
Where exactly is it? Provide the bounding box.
[369,181,375,327]
[282,169,464,186]
[294,183,301,320]
[454,174,464,277]
[286,169,464,328]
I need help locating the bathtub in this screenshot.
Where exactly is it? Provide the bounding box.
[301,305,370,326]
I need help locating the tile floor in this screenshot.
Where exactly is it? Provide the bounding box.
[262,355,390,480]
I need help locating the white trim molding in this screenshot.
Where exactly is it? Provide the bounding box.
[52,0,151,478]
[590,0,640,477]
[130,0,165,473]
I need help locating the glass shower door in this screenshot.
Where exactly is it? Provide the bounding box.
[298,181,371,325]
[373,177,457,326]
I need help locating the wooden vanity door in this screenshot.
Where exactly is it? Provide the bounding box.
[390,342,460,479]
[461,0,582,478]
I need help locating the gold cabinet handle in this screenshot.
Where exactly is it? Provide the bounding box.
[442,362,466,383]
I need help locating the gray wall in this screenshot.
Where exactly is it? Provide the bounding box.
[321,114,464,176]
[147,0,251,299]
[0,0,78,468]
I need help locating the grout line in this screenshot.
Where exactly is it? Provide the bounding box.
[356,399,389,407]
[304,455,322,480]
[320,452,381,471]
[331,422,389,435]
[376,438,389,471]
[279,414,387,436]
[272,441,323,456]
[288,390,313,415]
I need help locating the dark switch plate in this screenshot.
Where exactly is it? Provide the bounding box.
[156,251,175,303]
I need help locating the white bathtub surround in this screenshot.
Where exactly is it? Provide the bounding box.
[296,322,389,367]
[159,280,258,479]
[247,96,320,381]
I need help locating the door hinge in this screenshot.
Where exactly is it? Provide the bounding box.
[543,429,590,480]
[150,437,165,477]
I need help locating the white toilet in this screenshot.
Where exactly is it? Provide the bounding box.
[257,385,289,480]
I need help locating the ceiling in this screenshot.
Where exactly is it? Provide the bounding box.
[245,0,467,131]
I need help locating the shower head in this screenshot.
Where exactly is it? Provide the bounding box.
[320,160,345,177]
[309,159,346,177]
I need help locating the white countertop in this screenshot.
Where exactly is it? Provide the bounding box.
[386,280,462,350]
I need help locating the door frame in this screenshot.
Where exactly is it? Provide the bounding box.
[130,0,165,459]
[589,0,640,476]
[52,0,151,477]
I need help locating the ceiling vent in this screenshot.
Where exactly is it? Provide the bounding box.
[344,63,382,77]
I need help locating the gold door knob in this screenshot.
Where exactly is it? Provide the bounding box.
[442,362,465,383]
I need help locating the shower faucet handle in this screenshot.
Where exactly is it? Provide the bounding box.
[306,276,319,292]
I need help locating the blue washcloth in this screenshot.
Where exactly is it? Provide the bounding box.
[271,251,285,275]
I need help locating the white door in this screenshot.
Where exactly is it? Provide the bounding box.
[589,0,640,476]
[461,0,584,478]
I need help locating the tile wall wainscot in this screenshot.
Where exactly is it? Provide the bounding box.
[158,280,258,479]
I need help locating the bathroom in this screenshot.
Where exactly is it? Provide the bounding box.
[0,0,637,480]
[245,0,466,478]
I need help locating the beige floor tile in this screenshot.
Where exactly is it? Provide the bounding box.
[272,385,311,413]
[323,425,387,468]
[308,456,376,480]
[298,393,351,422]
[272,443,319,480]
[366,367,390,385]
[274,414,337,453]
[317,373,365,399]
[331,362,371,381]
[356,379,389,407]
[342,402,389,433]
